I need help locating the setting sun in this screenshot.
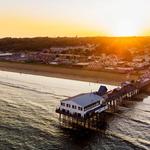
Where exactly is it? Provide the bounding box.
[111,21,140,36]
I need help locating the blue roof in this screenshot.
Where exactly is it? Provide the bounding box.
[62,93,103,107]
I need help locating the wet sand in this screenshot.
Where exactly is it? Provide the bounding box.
[0,61,138,85]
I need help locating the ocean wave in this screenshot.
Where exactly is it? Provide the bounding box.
[105,130,150,150]
[0,80,69,99]
[111,112,150,126]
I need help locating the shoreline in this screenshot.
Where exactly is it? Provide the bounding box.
[0,61,138,86]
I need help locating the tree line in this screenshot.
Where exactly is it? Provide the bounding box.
[0,36,150,59]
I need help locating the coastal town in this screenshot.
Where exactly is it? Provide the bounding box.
[0,42,150,74]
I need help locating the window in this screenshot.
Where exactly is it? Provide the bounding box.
[78,107,83,111]
[84,101,100,111]
[72,105,76,109]
[61,102,65,106]
[66,104,71,108]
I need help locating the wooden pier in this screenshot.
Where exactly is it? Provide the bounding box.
[57,111,107,130]
[56,71,150,131]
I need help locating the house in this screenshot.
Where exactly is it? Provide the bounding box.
[57,86,108,118]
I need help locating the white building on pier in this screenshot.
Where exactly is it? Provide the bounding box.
[56,86,108,118]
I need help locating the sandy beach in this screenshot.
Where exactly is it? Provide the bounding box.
[0,61,138,85]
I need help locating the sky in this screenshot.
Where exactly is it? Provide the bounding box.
[0,0,150,37]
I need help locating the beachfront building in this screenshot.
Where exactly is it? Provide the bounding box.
[0,52,28,62]
[54,54,87,64]
[50,45,95,53]
[56,86,108,118]
[27,52,56,64]
[87,54,119,71]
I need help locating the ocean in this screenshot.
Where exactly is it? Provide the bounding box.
[0,71,149,150]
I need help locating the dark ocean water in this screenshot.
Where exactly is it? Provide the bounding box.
[0,71,149,150]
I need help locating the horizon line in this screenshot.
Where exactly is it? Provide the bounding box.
[1,35,150,39]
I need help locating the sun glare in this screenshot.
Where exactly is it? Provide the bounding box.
[111,21,140,37]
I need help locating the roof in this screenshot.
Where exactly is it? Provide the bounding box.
[62,93,103,107]
[0,53,12,56]
[107,84,137,101]
[97,86,108,96]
